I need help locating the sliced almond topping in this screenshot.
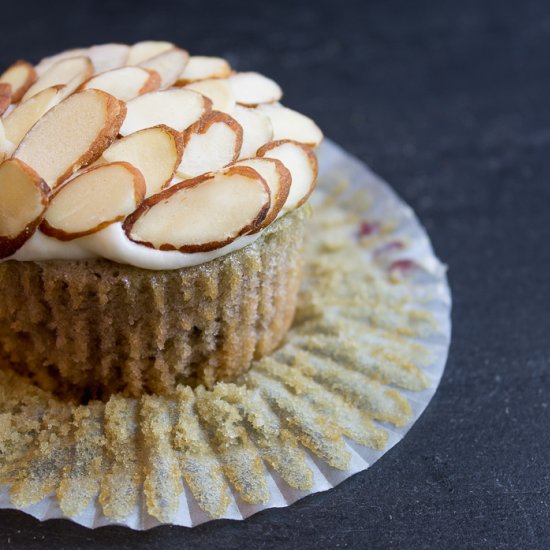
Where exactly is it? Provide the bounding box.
[3,85,66,148]
[0,84,11,116]
[102,125,183,197]
[88,43,130,73]
[57,74,90,101]
[138,48,189,88]
[228,72,282,106]
[232,157,290,230]
[0,158,50,258]
[257,140,318,210]
[41,162,145,240]
[80,67,161,101]
[230,105,273,158]
[176,111,242,179]
[0,60,37,103]
[35,48,89,76]
[126,41,175,66]
[184,78,235,112]
[0,120,12,162]
[22,56,93,102]
[14,89,126,187]
[120,88,211,136]
[176,56,232,84]
[258,103,323,147]
[124,165,270,252]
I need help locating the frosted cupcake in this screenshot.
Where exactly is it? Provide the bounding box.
[0,41,322,399]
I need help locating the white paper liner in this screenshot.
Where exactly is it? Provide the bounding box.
[0,138,451,529]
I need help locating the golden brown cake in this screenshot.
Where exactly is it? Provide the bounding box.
[0,207,308,398]
[0,42,322,399]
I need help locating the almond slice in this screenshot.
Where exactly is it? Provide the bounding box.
[124,165,270,252]
[22,56,93,101]
[57,73,90,102]
[3,85,66,148]
[0,158,50,258]
[0,84,11,116]
[232,157,290,230]
[258,103,323,147]
[102,125,182,197]
[35,48,89,76]
[184,78,235,112]
[14,89,126,187]
[228,72,282,106]
[41,162,145,240]
[257,140,318,210]
[230,105,273,158]
[0,120,12,162]
[176,111,242,179]
[0,60,37,103]
[88,43,130,73]
[138,48,189,88]
[176,56,232,85]
[127,41,175,66]
[120,88,211,136]
[80,67,161,101]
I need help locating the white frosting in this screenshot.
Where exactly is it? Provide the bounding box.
[0,44,320,271]
[6,224,262,270]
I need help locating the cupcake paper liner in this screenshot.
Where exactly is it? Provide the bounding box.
[0,208,307,397]
[0,139,451,529]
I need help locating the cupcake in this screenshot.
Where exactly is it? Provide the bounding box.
[0,42,323,399]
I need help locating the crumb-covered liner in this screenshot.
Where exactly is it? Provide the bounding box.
[0,139,451,529]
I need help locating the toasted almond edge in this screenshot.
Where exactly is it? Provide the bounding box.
[156,124,184,188]
[52,90,127,187]
[0,158,50,258]
[230,72,283,107]
[22,56,94,102]
[123,165,270,252]
[256,139,319,207]
[138,47,190,87]
[40,161,145,241]
[181,110,243,163]
[241,157,291,231]
[120,88,213,136]
[0,84,12,115]
[175,57,232,86]
[76,67,161,96]
[106,124,183,192]
[139,69,162,95]
[4,60,38,103]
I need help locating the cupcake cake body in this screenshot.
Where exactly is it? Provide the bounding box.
[0,42,322,398]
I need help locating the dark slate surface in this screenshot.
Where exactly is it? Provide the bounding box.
[0,0,548,548]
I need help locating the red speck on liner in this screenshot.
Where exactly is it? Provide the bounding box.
[358,221,380,237]
[389,259,417,275]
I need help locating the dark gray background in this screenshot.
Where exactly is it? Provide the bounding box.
[0,0,548,548]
